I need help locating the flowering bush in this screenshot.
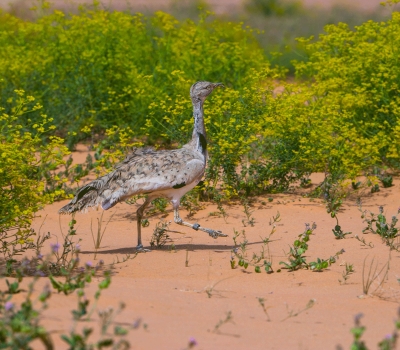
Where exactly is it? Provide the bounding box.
[0,91,68,262]
[295,0,400,171]
[0,7,269,147]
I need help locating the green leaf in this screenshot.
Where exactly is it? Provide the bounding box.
[114,326,128,335]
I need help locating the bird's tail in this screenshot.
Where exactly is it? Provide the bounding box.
[58,178,107,215]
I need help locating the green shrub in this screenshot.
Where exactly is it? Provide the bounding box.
[295,2,400,170]
[0,91,68,262]
[0,8,269,147]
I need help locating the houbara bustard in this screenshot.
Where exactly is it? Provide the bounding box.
[59,81,227,252]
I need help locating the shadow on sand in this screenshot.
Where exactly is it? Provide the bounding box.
[80,240,265,255]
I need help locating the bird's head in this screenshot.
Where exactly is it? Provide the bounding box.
[190,81,224,102]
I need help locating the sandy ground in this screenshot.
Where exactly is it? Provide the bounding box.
[3,146,399,350]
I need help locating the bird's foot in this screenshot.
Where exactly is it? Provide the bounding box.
[204,228,228,239]
[136,244,151,253]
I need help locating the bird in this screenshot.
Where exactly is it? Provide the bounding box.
[59,81,227,252]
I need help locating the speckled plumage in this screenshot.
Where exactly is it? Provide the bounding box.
[59,146,205,213]
[59,81,226,250]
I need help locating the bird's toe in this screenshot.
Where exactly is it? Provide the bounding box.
[136,244,151,253]
[207,229,228,239]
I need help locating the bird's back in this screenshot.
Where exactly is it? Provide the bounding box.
[59,145,205,214]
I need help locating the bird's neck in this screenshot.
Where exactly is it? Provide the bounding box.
[189,99,207,156]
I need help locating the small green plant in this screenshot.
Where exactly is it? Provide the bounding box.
[332,221,351,240]
[0,279,53,349]
[279,223,316,271]
[379,174,394,188]
[371,184,380,193]
[5,279,23,295]
[309,250,345,272]
[231,212,280,273]
[350,313,367,350]
[60,273,135,350]
[339,263,355,285]
[280,223,344,271]
[349,308,400,350]
[359,205,400,251]
[354,235,374,248]
[49,215,82,275]
[16,217,132,297]
[150,220,172,248]
[377,307,400,350]
[241,197,255,227]
[49,260,101,296]
[281,299,315,322]
[71,271,112,321]
[352,181,362,190]
[45,218,105,295]
[257,297,271,322]
[212,311,235,335]
[320,174,351,239]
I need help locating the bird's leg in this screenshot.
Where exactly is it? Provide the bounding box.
[173,208,227,239]
[136,197,151,252]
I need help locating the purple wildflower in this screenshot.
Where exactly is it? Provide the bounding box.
[35,270,45,277]
[4,301,14,312]
[21,258,30,268]
[354,313,364,326]
[75,244,81,251]
[132,318,142,329]
[86,261,93,268]
[51,243,61,253]
[188,337,197,348]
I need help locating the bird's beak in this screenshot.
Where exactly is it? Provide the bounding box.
[213,83,224,89]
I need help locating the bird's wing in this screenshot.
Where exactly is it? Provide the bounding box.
[99,148,205,209]
[116,147,155,168]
